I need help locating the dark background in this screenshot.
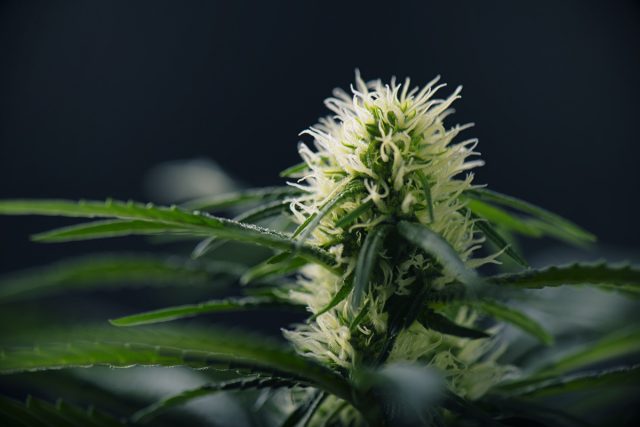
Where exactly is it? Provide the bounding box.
[1,0,639,273]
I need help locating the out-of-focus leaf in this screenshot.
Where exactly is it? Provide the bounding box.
[240,255,308,284]
[0,199,337,271]
[32,219,196,242]
[0,254,243,303]
[0,326,353,402]
[466,189,596,245]
[110,297,301,326]
[132,376,297,424]
[279,162,308,178]
[483,396,593,427]
[533,328,640,378]
[182,187,301,211]
[0,395,123,427]
[489,261,640,295]
[476,300,553,345]
[234,200,290,224]
[498,364,640,398]
[358,363,445,427]
[282,390,326,427]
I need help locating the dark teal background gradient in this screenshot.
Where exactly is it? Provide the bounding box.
[1,0,639,270]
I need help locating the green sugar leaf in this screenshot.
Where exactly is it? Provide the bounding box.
[398,221,479,287]
[351,224,392,310]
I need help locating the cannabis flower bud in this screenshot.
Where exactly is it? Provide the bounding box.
[284,71,511,400]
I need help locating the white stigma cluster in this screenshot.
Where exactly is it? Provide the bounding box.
[283,72,512,401]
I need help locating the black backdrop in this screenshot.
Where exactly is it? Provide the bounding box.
[1,0,639,273]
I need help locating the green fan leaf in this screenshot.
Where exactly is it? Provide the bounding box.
[32,219,203,242]
[182,186,301,211]
[498,328,640,395]
[535,327,640,377]
[0,326,353,402]
[418,310,491,340]
[351,224,392,309]
[499,364,640,398]
[397,221,479,287]
[476,300,553,345]
[0,254,243,303]
[0,199,337,271]
[132,376,297,423]
[466,189,596,244]
[111,296,301,326]
[488,261,640,295]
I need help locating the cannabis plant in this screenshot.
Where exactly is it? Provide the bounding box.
[0,73,638,427]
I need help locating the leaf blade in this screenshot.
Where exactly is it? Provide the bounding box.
[0,326,353,402]
[132,376,297,423]
[32,219,197,243]
[351,224,392,309]
[489,261,640,294]
[0,254,243,303]
[466,189,596,244]
[110,297,300,326]
[397,221,478,286]
[0,199,337,271]
[418,310,490,340]
[468,214,529,268]
[476,300,553,345]
[499,364,640,398]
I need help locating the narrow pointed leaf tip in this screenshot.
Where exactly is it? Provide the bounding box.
[418,310,490,340]
[0,199,337,271]
[467,211,529,268]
